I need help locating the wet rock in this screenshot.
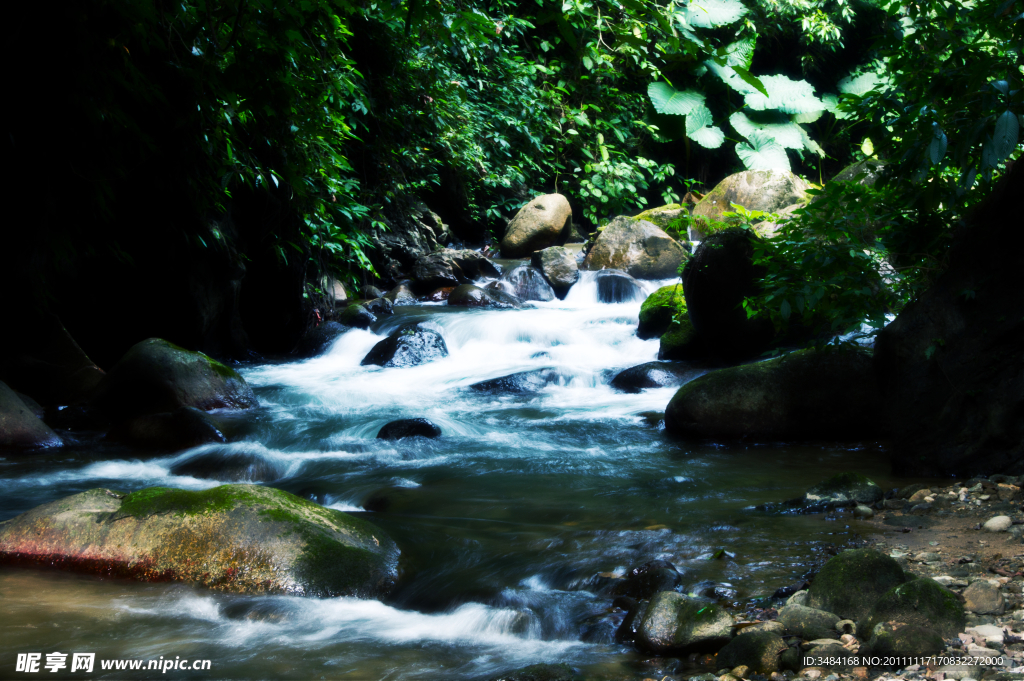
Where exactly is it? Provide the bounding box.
[863,622,944,659]
[861,577,965,639]
[447,284,523,309]
[779,645,803,672]
[786,590,810,607]
[377,418,442,440]
[631,203,690,239]
[370,201,451,280]
[690,170,810,239]
[853,505,874,518]
[423,286,455,302]
[635,591,733,654]
[362,297,394,317]
[716,630,789,674]
[593,269,645,303]
[98,338,257,420]
[638,283,684,340]
[361,324,449,368]
[665,348,886,440]
[169,449,282,482]
[293,321,347,358]
[384,281,418,305]
[485,279,518,297]
[338,303,376,329]
[804,641,851,665]
[612,560,682,600]
[738,621,786,637]
[0,485,399,597]
[807,548,907,621]
[983,515,1012,532]
[778,604,841,641]
[0,381,63,449]
[487,662,580,681]
[501,194,573,258]
[963,579,1005,615]
[412,249,501,290]
[805,473,885,509]
[531,247,579,299]
[361,285,384,300]
[610,361,706,394]
[681,228,774,360]
[583,217,687,279]
[470,369,561,394]
[658,317,704,361]
[107,406,226,450]
[500,265,556,302]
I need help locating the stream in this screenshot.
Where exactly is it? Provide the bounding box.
[0,266,904,680]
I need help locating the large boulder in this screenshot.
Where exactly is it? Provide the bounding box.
[631,203,689,239]
[610,361,706,394]
[690,170,810,239]
[0,381,63,449]
[99,339,257,421]
[664,348,886,439]
[715,630,788,674]
[863,623,944,660]
[874,164,1023,476]
[531,246,580,299]
[638,283,684,339]
[777,604,841,640]
[500,265,556,302]
[361,324,449,368]
[658,318,704,361]
[806,549,907,621]
[370,201,451,281]
[106,406,226,450]
[594,270,645,303]
[384,281,418,305]
[635,591,733,654]
[447,284,522,309]
[0,314,105,406]
[0,485,399,597]
[412,249,501,291]
[293,321,348,358]
[583,217,687,279]
[338,303,376,329]
[860,577,965,639]
[501,194,573,258]
[681,228,773,360]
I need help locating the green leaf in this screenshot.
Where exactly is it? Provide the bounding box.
[689,124,725,149]
[992,110,1020,161]
[929,125,947,165]
[677,0,749,28]
[822,93,850,120]
[687,103,714,133]
[780,299,792,319]
[730,110,804,149]
[861,137,874,156]
[838,70,883,96]
[724,38,756,69]
[736,130,791,171]
[647,82,705,116]
[706,61,758,95]
[744,75,824,114]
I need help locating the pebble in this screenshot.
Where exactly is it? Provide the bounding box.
[853,504,874,518]
[983,515,1012,532]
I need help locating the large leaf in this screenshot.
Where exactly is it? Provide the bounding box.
[676,0,748,28]
[838,70,883,96]
[992,109,1020,161]
[822,93,851,120]
[736,130,791,171]
[723,38,755,69]
[730,110,804,149]
[648,82,705,116]
[687,104,725,148]
[744,75,823,114]
[706,60,758,95]
[687,103,714,133]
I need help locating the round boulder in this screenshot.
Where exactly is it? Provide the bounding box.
[806,548,907,621]
[863,623,944,660]
[470,369,561,394]
[501,194,573,258]
[107,406,226,450]
[638,283,684,340]
[377,418,442,440]
[294,321,347,358]
[715,630,788,674]
[610,361,705,394]
[636,591,733,654]
[361,324,449,368]
[690,170,810,239]
[500,265,556,302]
[778,604,841,641]
[860,577,965,639]
[658,317,704,361]
[583,217,687,279]
[531,247,580,299]
[593,270,645,303]
[448,284,523,309]
[338,303,376,329]
[0,381,62,449]
[384,281,418,305]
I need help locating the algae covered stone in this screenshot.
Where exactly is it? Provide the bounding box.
[715,630,788,674]
[638,283,685,340]
[0,484,399,597]
[807,548,907,621]
[636,591,733,654]
[658,318,703,361]
[864,623,944,660]
[860,577,965,639]
[778,604,841,641]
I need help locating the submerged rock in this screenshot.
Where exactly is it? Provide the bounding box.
[636,591,732,654]
[531,246,579,299]
[593,270,645,303]
[447,284,523,309]
[99,338,257,420]
[501,194,573,258]
[583,217,687,279]
[500,265,556,302]
[861,577,965,638]
[610,362,705,394]
[377,418,442,440]
[470,369,562,394]
[806,548,907,621]
[805,472,885,509]
[107,406,226,450]
[361,324,449,368]
[638,283,684,340]
[0,381,63,449]
[0,485,399,597]
[715,630,788,674]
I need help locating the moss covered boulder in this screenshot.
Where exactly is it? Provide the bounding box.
[807,549,907,621]
[100,339,257,420]
[777,604,841,640]
[583,217,687,279]
[658,317,704,361]
[715,630,788,674]
[664,348,886,439]
[636,591,733,654]
[806,473,884,508]
[338,303,377,329]
[690,170,810,239]
[863,623,945,660]
[0,485,399,597]
[860,578,966,639]
[638,283,684,340]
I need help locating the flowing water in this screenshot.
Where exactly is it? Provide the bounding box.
[0,268,905,680]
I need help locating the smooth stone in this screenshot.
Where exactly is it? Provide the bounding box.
[501,194,573,258]
[531,246,579,299]
[963,580,1005,615]
[338,303,376,329]
[0,381,63,449]
[583,216,687,279]
[377,418,441,440]
[361,324,449,368]
[983,516,1012,532]
[593,269,645,303]
[610,361,706,394]
[716,630,789,674]
[635,591,733,654]
[638,283,684,340]
[469,369,562,394]
[499,265,555,302]
[860,577,966,639]
[447,284,523,309]
[806,549,907,621]
[778,604,841,641]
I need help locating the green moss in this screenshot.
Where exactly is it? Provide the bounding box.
[658,317,702,360]
[861,577,966,639]
[294,527,385,597]
[639,284,686,340]
[807,549,907,620]
[204,354,241,379]
[118,486,261,518]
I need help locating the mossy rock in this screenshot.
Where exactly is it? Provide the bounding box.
[806,472,884,508]
[778,604,841,641]
[636,591,733,654]
[631,203,691,243]
[99,338,257,420]
[860,577,966,639]
[715,630,788,673]
[658,317,704,361]
[864,622,945,660]
[807,549,907,621]
[0,485,399,597]
[639,283,685,340]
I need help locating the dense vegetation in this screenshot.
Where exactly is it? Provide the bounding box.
[5,0,1020,359]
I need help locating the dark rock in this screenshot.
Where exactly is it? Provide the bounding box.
[593,270,645,303]
[807,548,907,621]
[107,406,226,450]
[804,642,851,667]
[664,348,886,440]
[0,485,399,597]
[635,591,733,654]
[715,630,789,674]
[485,279,518,297]
[361,285,384,299]
[681,228,774,359]
[779,645,803,672]
[384,281,418,305]
[15,392,44,419]
[500,265,555,302]
[412,249,501,290]
[583,217,687,279]
[638,283,684,339]
[487,663,580,681]
[362,297,394,317]
[832,158,887,186]
[860,577,966,638]
[613,596,648,644]
[361,324,448,368]
[863,623,944,660]
[501,194,573,258]
[338,304,376,329]
[293,321,347,358]
[423,286,455,302]
[377,418,442,440]
[447,284,522,309]
[612,560,682,600]
[169,449,282,482]
[531,247,579,299]
[610,362,706,393]
[470,369,561,394]
[805,473,885,508]
[0,381,63,449]
[371,200,451,281]
[777,604,841,640]
[0,314,105,406]
[874,164,1024,476]
[658,317,705,361]
[98,338,257,420]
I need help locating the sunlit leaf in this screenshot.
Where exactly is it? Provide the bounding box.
[730,110,804,149]
[744,75,823,114]
[676,0,748,29]
[736,130,791,171]
[647,82,705,116]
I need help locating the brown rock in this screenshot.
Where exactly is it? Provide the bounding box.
[583,217,687,279]
[501,194,572,258]
[691,170,811,239]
